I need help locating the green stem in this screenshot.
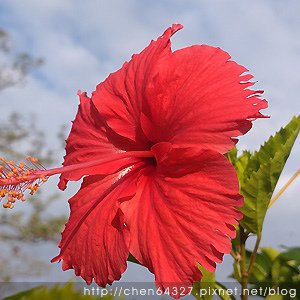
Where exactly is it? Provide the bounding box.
[247,235,261,277]
[230,250,238,261]
[239,226,249,300]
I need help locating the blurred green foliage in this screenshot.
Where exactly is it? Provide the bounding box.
[1,283,117,300]
[0,27,66,281]
[0,28,43,91]
[0,113,67,281]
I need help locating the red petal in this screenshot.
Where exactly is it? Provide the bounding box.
[122,143,242,296]
[141,45,268,153]
[52,167,141,286]
[90,24,267,154]
[59,91,138,190]
[91,24,183,149]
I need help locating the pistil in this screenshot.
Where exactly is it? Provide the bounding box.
[0,151,153,209]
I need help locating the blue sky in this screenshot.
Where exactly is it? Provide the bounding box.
[0,0,299,289]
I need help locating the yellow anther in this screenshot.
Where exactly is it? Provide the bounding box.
[8,197,16,203]
[0,155,46,209]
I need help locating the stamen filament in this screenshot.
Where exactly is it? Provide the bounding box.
[0,150,154,209]
[42,150,154,177]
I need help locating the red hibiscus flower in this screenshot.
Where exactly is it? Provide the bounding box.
[0,24,267,298]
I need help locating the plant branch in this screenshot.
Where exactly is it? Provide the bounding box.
[230,250,239,261]
[247,235,261,277]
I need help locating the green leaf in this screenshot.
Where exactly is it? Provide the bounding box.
[250,252,271,282]
[279,247,300,264]
[234,115,300,236]
[192,265,215,300]
[261,247,281,262]
[274,247,300,285]
[232,249,273,284]
[193,267,237,299]
[225,146,238,165]
[214,282,236,300]
[242,247,300,297]
[1,283,116,300]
